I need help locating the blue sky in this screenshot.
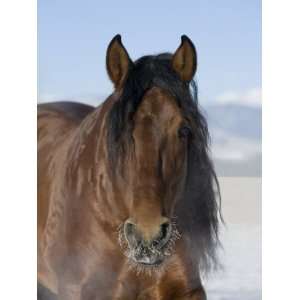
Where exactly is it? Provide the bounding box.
[38,0,261,106]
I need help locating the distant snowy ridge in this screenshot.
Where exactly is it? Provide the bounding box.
[203,104,261,176]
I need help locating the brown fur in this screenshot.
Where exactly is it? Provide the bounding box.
[38,35,217,300]
[38,93,206,299]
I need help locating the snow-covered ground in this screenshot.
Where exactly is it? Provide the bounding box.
[205,177,261,300]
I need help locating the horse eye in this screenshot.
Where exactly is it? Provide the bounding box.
[178,125,191,139]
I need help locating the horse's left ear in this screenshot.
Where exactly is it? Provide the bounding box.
[172,35,197,82]
[106,34,132,89]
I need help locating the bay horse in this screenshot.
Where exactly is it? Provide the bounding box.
[38,35,221,300]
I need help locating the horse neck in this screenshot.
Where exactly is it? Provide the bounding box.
[63,96,127,224]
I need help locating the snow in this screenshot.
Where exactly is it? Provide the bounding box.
[205,177,261,300]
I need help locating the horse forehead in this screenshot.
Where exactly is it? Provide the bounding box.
[136,87,182,122]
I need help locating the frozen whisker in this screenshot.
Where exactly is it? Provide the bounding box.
[117,220,181,275]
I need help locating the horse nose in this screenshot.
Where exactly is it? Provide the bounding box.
[124,219,172,249]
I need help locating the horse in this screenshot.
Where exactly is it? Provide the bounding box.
[38,34,221,300]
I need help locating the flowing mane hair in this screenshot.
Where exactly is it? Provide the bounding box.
[106,53,222,273]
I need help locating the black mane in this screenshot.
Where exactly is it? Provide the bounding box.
[107,53,198,152]
[106,53,221,273]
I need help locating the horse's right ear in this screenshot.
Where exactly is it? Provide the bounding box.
[106,34,132,89]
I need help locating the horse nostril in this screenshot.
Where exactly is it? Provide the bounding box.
[124,221,135,235]
[161,222,170,239]
[124,220,143,248]
[153,221,172,248]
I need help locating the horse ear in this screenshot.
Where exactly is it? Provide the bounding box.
[172,35,197,82]
[106,34,132,88]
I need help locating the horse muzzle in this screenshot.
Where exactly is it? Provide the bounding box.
[119,219,180,267]
[123,219,172,250]
[131,247,164,266]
